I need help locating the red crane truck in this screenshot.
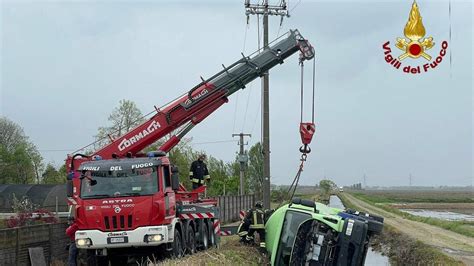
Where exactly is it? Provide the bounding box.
[65,29,315,264]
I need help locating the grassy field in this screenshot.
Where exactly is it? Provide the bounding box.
[349,190,474,238]
[352,190,474,204]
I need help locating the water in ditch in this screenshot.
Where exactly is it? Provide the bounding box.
[328,195,390,266]
[400,209,474,221]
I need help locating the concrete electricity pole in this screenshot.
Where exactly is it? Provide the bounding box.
[244,0,289,209]
[233,133,251,195]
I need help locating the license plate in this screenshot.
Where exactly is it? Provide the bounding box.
[107,237,128,244]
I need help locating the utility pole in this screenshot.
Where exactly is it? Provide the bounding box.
[232,133,251,195]
[244,0,289,209]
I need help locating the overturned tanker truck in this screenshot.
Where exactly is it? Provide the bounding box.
[264,198,384,265]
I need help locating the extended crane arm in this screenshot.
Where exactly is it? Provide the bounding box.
[67,29,314,173]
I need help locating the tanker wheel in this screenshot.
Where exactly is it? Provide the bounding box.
[172,228,184,258]
[186,224,196,254]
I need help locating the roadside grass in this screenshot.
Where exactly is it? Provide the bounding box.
[158,236,267,265]
[339,194,463,266]
[350,192,474,238]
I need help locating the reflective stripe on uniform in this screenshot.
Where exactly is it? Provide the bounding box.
[250,209,265,229]
[189,172,193,176]
[238,231,248,236]
[259,242,266,248]
[192,178,205,184]
[249,224,265,229]
[204,175,210,180]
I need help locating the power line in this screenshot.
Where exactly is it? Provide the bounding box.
[245,0,289,209]
[38,149,75,152]
[241,82,254,131]
[191,140,238,145]
[232,93,240,133]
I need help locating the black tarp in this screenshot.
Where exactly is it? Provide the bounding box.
[0,184,67,213]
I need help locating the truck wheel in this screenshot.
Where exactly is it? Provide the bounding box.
[200,223,209,250]
[172,228,184,258]
[367,220,383,234]
[344,211,384,234]
[186,224,196,254]
[208,222,217,248]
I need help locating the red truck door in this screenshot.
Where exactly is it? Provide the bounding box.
[162,166,176,221]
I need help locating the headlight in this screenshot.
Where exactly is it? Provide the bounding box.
[146,234,163,242]
[76,238,92,247]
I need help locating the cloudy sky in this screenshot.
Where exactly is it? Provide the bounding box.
[0,0,472,187]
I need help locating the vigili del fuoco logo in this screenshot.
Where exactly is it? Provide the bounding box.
[382,1,448,74]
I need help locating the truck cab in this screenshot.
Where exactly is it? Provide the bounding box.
[68,155,181,250]
[265,198,384,266]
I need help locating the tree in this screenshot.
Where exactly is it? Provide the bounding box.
[0,117,43,184]
[42,163,66,184]
[246,142,264,199]
[319,179,336,195]
[94,100,145,149]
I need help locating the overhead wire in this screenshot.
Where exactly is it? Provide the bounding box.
[191,140,238,145]
[241,82,254,132]
[289,0,301,13]
[232,91,240,133]
[71,90,191,155]
[233,23,251,134]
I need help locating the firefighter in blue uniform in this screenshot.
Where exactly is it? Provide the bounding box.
[238,201,266,250]
[189,154,210,189]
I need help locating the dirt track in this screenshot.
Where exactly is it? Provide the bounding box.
[342,193,474,265]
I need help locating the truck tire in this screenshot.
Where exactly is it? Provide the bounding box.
[200,223,209,250]
[343,210,384,234]
[346,209,384,223]
[186,224,196,254]
[208,222,217,248]
[172,228,184,258]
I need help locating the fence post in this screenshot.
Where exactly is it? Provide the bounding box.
[48,223,53,264]
[233,196,237,220]
[238,195,242,215]
[15,227,19,265]
[223,196,227,223]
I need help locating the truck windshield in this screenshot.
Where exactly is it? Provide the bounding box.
[275,210,311,266]
[80,167,158,199]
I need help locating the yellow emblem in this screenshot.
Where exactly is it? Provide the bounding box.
[396,1,434,61]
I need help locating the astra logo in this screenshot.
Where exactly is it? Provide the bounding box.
[118,120,161,151]
[102,199,133,204]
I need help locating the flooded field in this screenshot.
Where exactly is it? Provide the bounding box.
[400,209,474,221]
[328,195,390,266]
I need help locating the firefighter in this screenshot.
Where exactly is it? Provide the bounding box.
[189,154,210,189]
[238,201,266,251]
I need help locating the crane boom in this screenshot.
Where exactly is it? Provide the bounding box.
[66,29,314,173]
